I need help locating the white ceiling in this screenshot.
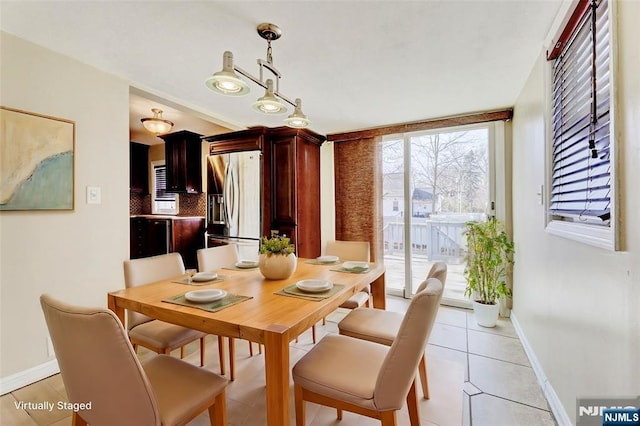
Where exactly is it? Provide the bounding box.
[1,1,564,137]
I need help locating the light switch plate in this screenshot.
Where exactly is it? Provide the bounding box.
[87,186,101,204]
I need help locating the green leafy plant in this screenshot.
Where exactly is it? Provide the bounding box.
[463,219,514,305]
[259,233,295,256]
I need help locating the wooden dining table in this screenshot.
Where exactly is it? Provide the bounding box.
[107,258,385,426]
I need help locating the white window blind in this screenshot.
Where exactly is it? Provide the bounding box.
[154,165,174,201]
[549,0,610,224]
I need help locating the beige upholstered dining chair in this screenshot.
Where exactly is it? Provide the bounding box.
[197,244,239,273]
[197,245,260,381]
[40,294,228,426]
[123,253,225,372]
[292,277,444,426]
[338,261,447,402]
[305,240,371,343]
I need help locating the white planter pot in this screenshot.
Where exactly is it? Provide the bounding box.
[473,300,500,328]
[259,253,297,280]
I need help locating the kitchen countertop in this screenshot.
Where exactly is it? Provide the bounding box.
[130,215,205,220]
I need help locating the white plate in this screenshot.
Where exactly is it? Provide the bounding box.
[296,279,333,293]
[191,272,218,282]
[235,260,259,269]
[185,289,227,303]
[342,261,370,271]
[316,255,339,263]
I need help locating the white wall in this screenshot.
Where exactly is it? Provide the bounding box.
[0,32,130,386]
[510,1,640,423]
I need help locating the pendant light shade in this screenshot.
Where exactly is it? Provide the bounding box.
[205,51,250,96]
[284,98,311,128]
[252,79,287,114]
[141,108,174,135]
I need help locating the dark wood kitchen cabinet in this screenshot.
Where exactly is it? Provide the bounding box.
[264,127,325,258]
[129,216,205,269]
[129,142,149,194]
[159,130,203,193]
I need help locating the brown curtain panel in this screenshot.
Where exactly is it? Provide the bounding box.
[333,136,383,262]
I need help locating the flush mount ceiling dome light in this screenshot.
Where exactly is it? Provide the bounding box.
[205,23,311,128]
[141,108,174,135]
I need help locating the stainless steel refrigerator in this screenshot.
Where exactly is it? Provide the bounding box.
[206,151,261,260]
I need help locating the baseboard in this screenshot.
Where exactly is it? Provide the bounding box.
[511,311,572,426]
[0,359,59,395]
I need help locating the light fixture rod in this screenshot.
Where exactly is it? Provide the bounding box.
[233,65,296,108]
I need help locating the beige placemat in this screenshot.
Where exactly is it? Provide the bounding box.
[221,265,259,271]
[275,284,345,301]
[172,276,226,286]
[304,259,342,265]
[330,265,371,274]
[163,293,251,313]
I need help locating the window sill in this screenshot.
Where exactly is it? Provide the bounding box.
[545,219,616,251]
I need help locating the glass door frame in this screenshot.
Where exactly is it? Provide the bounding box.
[383,121,501,306]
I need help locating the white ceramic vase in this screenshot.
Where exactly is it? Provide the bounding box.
[473,300,500,328]
[258,253,297,280]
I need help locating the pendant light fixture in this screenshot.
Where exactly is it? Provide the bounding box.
[141,108,174,135]
[205,23,311,128]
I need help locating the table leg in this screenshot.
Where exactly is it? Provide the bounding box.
[264,324,291,426]
[107,294,125,325]
[371,272,386,309]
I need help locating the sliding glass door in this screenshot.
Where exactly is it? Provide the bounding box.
[381,124,495,307]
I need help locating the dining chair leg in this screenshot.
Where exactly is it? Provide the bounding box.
[71,412,87,426]
[406,379,420,426]
[337,408,343,420]
[258,343,262,354]
[208,390,227,426]
[312,325,317,344]
[380,410,398,426]
[200,337,206,367]
[322,317,326,326]
[418,353,429,399]
[294,384,305,426]
[248,340,254,356]
[180,346,185,359]
[228,337,236,381]
[217,336,226,375]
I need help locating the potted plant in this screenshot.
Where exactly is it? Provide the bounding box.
[258,232,297,279]
[463,219,514,327]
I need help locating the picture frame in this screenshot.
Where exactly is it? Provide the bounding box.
[0,107,75,211]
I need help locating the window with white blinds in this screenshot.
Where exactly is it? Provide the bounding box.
[152,162,178,214]
[548,0,611,224]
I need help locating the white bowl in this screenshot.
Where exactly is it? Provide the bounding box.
[316,255,339,263]
[185,289,227,303]
[192,272,217,282]
[342,261,369,272]
[235,260,259,269]
[296,279,333,293]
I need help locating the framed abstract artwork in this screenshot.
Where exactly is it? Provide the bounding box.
[0,107,75,211]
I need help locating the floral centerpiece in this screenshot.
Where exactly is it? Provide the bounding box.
[258,233,297,279]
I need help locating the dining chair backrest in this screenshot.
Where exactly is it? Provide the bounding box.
[123,253,185,330]
[373,277,444,411]
[426,261,447,287]
[197,244,239,272]
[325,240,370,262]
[40,294,161,425]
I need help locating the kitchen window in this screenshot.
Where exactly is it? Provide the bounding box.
[152,161,178,215]
[545,0,618,250]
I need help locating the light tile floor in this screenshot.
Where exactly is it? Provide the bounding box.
[1,297,557,426]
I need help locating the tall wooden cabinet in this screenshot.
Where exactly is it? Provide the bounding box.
[205,126,325,258]
[263,127,325,258]
[159,130,203,193]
